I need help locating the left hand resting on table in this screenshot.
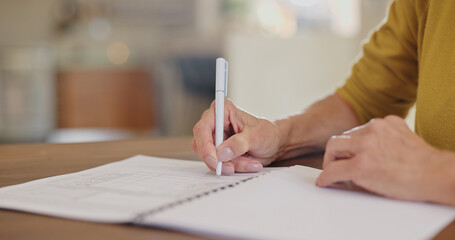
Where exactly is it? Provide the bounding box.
[317,115,455,205]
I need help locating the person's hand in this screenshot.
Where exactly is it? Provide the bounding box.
[191,99,285,174]
[317,115,447,202]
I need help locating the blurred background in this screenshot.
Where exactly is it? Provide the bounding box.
[0,0,405,144]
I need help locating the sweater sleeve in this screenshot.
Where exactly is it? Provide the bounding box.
[336,0,419,124]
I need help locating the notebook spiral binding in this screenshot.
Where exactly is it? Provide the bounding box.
[131,172,270,224]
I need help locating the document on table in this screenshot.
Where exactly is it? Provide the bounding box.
[0,155,269,223]
[144,166,455,240]
[0,155,454,240]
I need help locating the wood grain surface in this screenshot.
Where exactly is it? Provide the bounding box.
[0,137,453,240]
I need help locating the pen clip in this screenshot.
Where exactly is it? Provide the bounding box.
[224,61,228,97]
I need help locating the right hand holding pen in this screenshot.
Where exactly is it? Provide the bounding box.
[191,99,285,174]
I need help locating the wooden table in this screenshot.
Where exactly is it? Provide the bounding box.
[0,137,454,240]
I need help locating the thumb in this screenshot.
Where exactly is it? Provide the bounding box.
[216,132,250,162]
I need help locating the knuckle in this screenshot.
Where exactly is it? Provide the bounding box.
[385,115,407,127]
[384,115,398,121]
[225,99,238,113]
[225,98,233,106]
[192,122,203,136]
[325,137,337,150]
[201,108,212,119]
[367,118,376,125]
[368,118,385,131]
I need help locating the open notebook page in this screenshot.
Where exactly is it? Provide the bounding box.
[144,165,455,240]
[0,155,271,223]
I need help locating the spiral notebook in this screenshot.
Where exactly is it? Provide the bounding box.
[0,155,454,240]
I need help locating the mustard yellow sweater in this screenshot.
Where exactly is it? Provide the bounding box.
[337,0,455,151]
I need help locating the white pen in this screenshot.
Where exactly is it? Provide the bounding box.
[215,58,228,176]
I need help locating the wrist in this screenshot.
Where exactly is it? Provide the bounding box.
[424,149,455,205]
[272,114,323,161]
[273,118,292,160]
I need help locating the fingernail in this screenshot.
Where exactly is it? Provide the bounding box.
[247,163,263,172]
[222,165,235,175]
[217,147,234,162]
[205,156,217,168]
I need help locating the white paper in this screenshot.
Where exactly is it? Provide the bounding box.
[0,155,268,223]
[144,165,455,240]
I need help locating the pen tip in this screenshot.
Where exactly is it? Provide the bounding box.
[216,162,222,176]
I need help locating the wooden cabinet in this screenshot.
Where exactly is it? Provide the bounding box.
[57,70,156,131]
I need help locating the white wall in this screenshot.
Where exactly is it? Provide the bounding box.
[0,0,57,45]
[225,0,416,129]
[227,33,359,120]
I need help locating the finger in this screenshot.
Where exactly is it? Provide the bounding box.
[216,132,250,162]
[230,156,263,173]
[191,137,216,171]
[343,125,367,136]
[197,143,218,171]
[223,99,235,132]
[193,106,218,168]
[316,160,353,187]
[343,118,380,136]
[221,100,243,140]
[190,138,197,153]
[384,115,411,132]
[384,115,405,125]
[323,135,355,169]
[221,161,235,175]
[193,141,216,172]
